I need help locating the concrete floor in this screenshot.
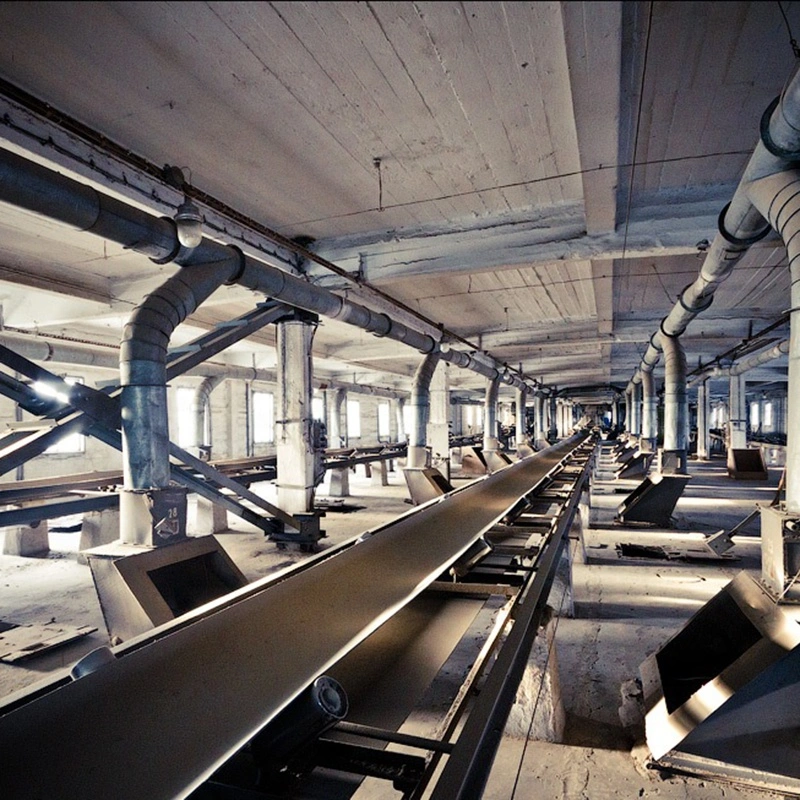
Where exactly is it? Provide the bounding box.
[0,454,795,798]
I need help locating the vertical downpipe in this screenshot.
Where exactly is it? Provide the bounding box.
[640,370,657,452]
[483,376,501,454]
[661,333,688,474]
[408,353,440,468]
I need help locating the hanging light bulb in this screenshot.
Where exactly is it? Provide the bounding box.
[174,194,203,249]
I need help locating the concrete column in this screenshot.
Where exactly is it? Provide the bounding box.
[328,387,347,449]
[696,379,710,460]
[728,373,747,450]
[428,361,450,480]
[515,386,528,447]
[3,518,49,556]
[611,398,619,429]
[276,314,316,516]
[193,498,228,535]
[79,509,120,555]
[392,397,405,442]
[408,353,440,468]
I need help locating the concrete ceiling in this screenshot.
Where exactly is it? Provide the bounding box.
[0,1,795,401]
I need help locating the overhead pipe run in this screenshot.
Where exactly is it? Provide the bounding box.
[640,369,657,453]
[0,147,539,394]
[688,339,790,387]
[626,65,800,498]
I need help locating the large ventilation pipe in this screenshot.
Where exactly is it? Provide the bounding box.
[627,66,800,494]
[483,376,501,456]
[190,376,224,457]
[0,147,539,392]
[640,369,657,452]
[121,260,240,493]
[661,332,688,474]
[408,353,440,468]
[747,171,800,511]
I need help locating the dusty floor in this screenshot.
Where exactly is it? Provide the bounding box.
[0,453,796,799]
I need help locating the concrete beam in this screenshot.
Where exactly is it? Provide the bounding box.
[561,2,623,234]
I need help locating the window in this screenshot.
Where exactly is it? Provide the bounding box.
[764,401,773,428]
[176,387,197,448]
[34,377,85,454]
[347,399,361,438]
[465,404,484,431]
[312,396,325,422]
[750,402,760,429]
[378,402,390,440]
[252,391,275,444]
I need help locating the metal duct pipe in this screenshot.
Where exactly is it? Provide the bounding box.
[408,352,440,468]
[121,261,241,490]
[747,169,800,511]
[688,339,790,387]
[630,380,641,437]
[640,369,657,452]
[483,376,501,454]
[0,147,529,390]
[191,376,224,456]
[661,332,688,474]
[633,66,800,377]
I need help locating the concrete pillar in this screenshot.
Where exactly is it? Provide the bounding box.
[79,508,120,555]
[328,387,347,449]
[728,373,747,450]
[696,379,710,460]
[3,518,49,556]
[548,395,557,441]
[515,386,528,448]
[276,313,317,516]
[428,361,450,480]
[393,397,406,442]
[193,497,228,535]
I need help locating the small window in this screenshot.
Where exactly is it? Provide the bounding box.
[347,399,361,438]
[252,391,275,444]
[378,402,390,439]
[34,377,85,454]
[312,396,325,422]
[764,401,773,428]
[176,387,197,448]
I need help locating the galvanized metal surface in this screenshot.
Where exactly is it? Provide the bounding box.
[0,433,588,800]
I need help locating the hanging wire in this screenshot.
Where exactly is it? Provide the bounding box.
[619,1,654,280]
[778,1,800,59]
[373,157,384,212]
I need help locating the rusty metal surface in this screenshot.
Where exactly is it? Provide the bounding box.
[0,433,587,800]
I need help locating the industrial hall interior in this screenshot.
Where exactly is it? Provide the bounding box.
[3,1,800,798]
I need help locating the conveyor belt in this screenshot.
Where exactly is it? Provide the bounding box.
[0,432,588,800]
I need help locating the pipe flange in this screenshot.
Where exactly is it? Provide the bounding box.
[659,318,683,340]
[150,217,181,264]
[677,283,714,315]
[760,95,800,162]
[717,202,771,246]
[223,245,247,285]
